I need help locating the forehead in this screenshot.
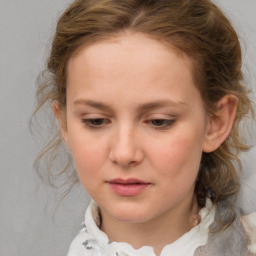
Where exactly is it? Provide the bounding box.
[67,33,194,82]
[66,33,201,109]
[69,32,192,65]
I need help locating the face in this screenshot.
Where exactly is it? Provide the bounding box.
[61,33,210,224]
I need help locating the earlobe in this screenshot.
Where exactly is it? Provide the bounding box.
[52,101,70,148]
[203,94,238,153]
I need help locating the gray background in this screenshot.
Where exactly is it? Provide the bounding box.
[0,1,255,255]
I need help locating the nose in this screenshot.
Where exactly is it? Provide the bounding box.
[109,125,143,168]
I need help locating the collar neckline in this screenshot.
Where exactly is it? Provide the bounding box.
[84,199,215,256]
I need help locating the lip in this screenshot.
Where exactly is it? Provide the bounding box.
[107,178,151,196]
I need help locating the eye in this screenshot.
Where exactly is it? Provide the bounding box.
[148,119,175,129]
[81,118,110,128]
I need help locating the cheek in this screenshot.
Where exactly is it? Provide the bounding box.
[71,142,106,191]
[67,128,107,181]
[149,129,203,179]
[73,146,101,170]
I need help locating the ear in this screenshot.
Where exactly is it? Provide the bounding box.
[52,101,70,148]
[203,94,238,153]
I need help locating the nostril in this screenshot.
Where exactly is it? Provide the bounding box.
[127,160,137,167]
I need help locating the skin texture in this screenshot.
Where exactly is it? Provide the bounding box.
[53,33,238,255]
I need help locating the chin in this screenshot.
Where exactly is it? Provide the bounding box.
[104,204,155,224]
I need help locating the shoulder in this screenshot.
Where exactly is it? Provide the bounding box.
[241,212,256,254]
[194,201,256,256]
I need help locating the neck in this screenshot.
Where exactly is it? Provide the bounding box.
[100,195,200,256]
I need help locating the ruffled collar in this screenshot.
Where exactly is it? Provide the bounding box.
[68,199,215,256]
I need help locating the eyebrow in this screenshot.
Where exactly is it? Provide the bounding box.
[137,100,187,112]
[73,99,186,112]
[73,99,115,113]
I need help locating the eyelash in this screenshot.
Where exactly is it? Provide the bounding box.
[81,118,175,130]
[81,118,110,129]
[147,119,175,129]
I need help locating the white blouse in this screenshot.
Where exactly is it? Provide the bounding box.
[67,199,216,256]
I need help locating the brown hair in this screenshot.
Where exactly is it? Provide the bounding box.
[33,0,254,229]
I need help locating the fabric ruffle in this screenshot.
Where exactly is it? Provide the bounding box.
[67,200,215,256]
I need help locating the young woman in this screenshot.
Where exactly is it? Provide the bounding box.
[34,0,256,255]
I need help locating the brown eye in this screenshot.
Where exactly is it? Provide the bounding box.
[150,119,175,129]
[81,118,109,128]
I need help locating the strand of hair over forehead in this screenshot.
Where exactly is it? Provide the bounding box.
[64,0,222,45]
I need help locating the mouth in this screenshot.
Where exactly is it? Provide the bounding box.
[106,178,151,196]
